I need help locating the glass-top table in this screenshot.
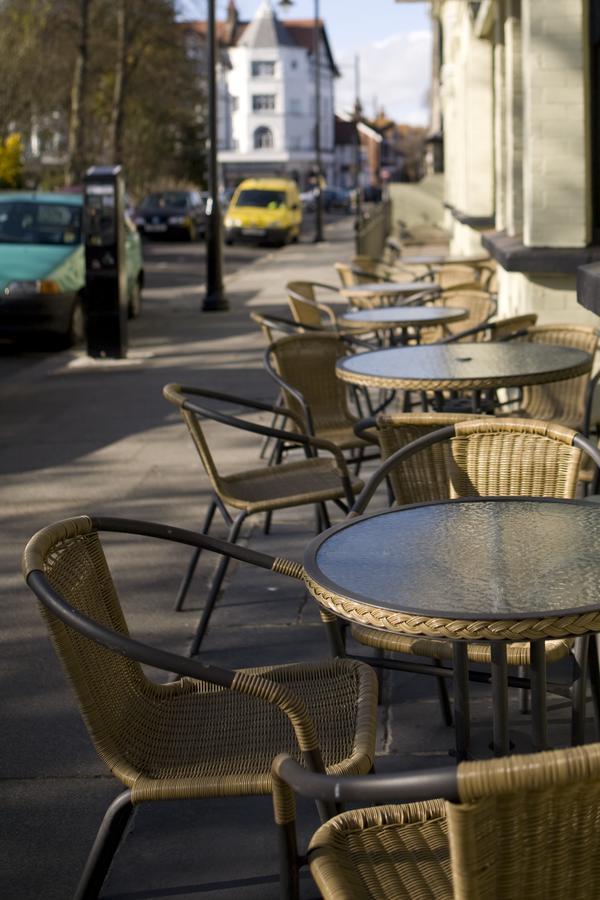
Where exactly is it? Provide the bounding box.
[340,306,468,331]
[336,342,593,393]
[303,498,600,758]
[339,281,440,308]
[399,253,491,267]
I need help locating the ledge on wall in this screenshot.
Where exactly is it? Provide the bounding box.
[482,231,600,275]
[577,263,600,316]
[445,204,495,230]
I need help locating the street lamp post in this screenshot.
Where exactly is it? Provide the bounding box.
[203,0,228,311]
[279,0,324,243]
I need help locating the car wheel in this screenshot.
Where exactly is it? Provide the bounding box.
[55,298,85,349]
[128,279,142,319]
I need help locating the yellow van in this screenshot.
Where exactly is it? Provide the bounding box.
[224,178,302,246]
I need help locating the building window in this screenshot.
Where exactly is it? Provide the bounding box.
[254,126,274,149]
[252,60,275,77]
[231,96,239,111]
[252,94,275,112]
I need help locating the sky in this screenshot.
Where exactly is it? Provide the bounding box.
[180,1,433,125]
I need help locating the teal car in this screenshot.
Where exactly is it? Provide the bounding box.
[0,191,144,347]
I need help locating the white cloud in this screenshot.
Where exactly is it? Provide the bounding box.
[336,28,432,126]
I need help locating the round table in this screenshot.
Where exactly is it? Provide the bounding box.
[340,306,468,330]
[340,281,439,308]
[303,497,600,758]
[336,342,592,393]
[399,253,491,267]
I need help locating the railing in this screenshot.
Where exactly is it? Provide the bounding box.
[356,199,392,258]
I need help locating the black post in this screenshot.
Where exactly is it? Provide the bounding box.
[203,0,228,311]
[354,53,362,255]
[313,0,324,243]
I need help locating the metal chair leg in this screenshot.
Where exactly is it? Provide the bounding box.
[189,511,247,656]
[74,791,133,900]
[173,499,217,611]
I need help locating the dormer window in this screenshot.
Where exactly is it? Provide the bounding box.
[252,61,275,77]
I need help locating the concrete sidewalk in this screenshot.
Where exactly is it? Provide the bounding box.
[1,218,574,900]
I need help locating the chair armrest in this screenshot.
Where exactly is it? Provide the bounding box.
[440,322,491,344]
[353,416,380,445]
[272,754,459,806]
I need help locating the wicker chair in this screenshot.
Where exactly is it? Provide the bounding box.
[441,312,538,344]
[286,280,342,330]
[265,332,378,457]
[334,261,377,287]
[23,515,378,900]
[436,260,495,292]
[496,324,599,431]
[249,309,314,343]
[341,416,600,733]
[273,742,600,900]
[420,289,497,344]
[162,384,363,654]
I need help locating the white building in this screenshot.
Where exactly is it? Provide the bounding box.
[211,0,338,189]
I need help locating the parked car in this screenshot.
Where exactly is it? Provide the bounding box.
[322,187,352,213]
[134,189,206,241]
[0,191,144,347]
[300,187,352,214]
[224,178,302,246]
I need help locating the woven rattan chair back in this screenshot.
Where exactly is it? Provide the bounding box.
[334,262,375,287]
[287,281,339,330]
[490,312,538,340]
[287,281,321,328]
[268,333,357,435]
[29,520,165,784]
[437,264,483,290]
[376,415,582,505]
[420,290,496,343]
[517,324,599,429]
[447,743,600,899]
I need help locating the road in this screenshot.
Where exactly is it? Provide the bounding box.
[0,231,291,378]
[0,211,353,380]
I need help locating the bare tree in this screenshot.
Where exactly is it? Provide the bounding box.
[65,0,91,185]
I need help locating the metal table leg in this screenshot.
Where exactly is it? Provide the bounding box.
[452,642,470,760]
[530,639,547,751]
[570,635,589,746]
[491,642,509,756]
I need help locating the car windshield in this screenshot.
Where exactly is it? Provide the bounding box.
[140,192,189,209]
[0,200,81,245]
[235,190,286,209]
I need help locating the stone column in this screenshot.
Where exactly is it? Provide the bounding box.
[521,0,588,247]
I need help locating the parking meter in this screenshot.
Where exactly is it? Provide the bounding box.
[83,166,127,358]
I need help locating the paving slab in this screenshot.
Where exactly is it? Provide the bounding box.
[1,219,584,899]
